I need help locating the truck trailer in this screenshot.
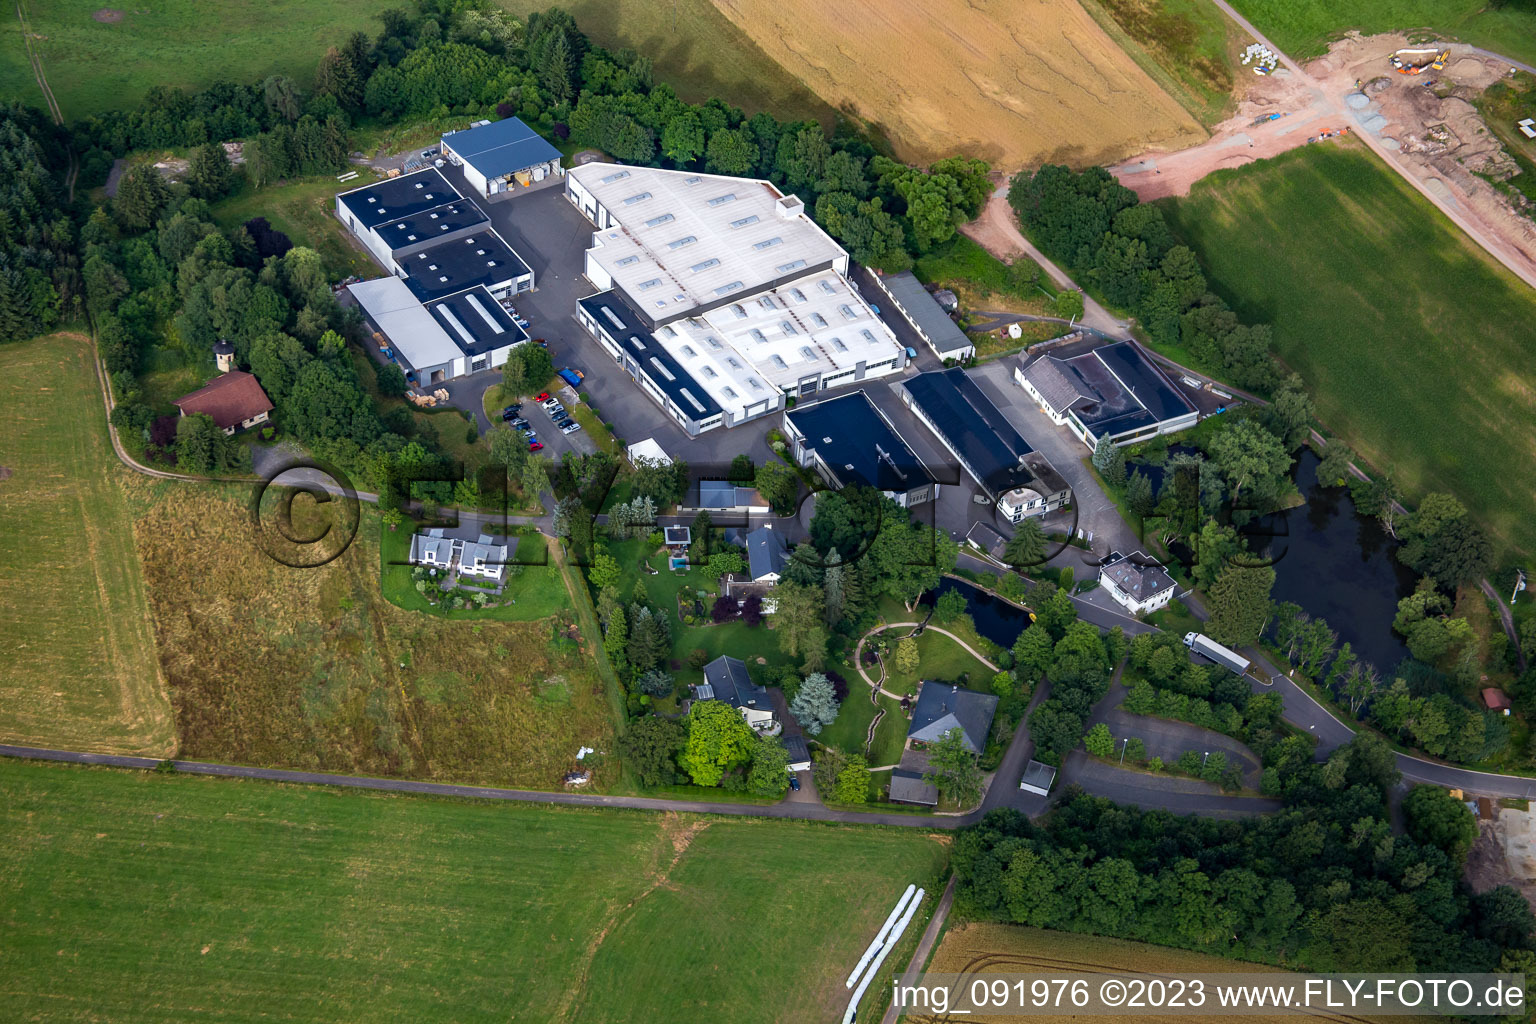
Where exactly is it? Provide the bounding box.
[1183,632,1251,676]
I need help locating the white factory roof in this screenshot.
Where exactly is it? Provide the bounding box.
[675,269,898,391]
[569,163,847,322]
[349,275,462,370]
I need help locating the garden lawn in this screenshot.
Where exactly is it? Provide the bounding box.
[817,689,908,767]
[1159,141,1536,559]
[0,333,174,756]
[380,522,565,622]
[0,759,947,1024]
[1228,0,1536,66]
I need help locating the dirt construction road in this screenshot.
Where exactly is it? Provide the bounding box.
[1113,3,1536,291]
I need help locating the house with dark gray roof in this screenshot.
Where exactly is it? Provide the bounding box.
[872,271,974,361]
[695,655,775,729]
[1097,550,1176,616]
[1015,340,1198,449]
[908,682,999,754]
[783,734,811,773]
[745,526,789,584]
[888,769,939,806]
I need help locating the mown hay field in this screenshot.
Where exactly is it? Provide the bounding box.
[130,480,617,789]
[1159,140,1536,560]
[494,0,837,125]
[0,333,174,756]
[920,923,1418,1023]
[709,0,1206,168]
[0,759,948,1023]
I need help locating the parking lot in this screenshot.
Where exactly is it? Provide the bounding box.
[430,167,768,473]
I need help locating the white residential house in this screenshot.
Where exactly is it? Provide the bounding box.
[695,655,776,731]
[1097,550,1176,616]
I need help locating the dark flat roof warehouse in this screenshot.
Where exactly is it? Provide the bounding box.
[786,391,935,494]
[579,291,722,421]
[426,287,528,357]
[445,117,563,178]
[337,168,459,231]
[402,231,529,302]
[374,200,488,251]
[903,368,1038,495]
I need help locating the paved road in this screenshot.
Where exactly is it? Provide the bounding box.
[1064,754,1281,818]
[878,875,957,1024]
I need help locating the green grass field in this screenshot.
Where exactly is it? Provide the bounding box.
[493,0,836,125]
[1080,0,1238,128]
[212,177,378,281]
[132,483,616,789]
[1228,0,1536,66]
[1160,141,1536,559]
[878,626,997,696]
[816,687,909,767]
[0,333,174,756]
[2,0,834,127]
[0,0,389,119]
[0,759,948,1023]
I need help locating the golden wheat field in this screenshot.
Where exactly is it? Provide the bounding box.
[130,482,619,788]
[0,334,175,756]
[710,0,1206,167]
[917,924,1423,1024]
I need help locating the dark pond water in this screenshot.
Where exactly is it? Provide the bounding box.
[929,449,1415,671]
[920,576,1032,650]
[1256,449,1415,671]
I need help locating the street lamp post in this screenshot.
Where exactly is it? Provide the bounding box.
[1119,738,1129,766]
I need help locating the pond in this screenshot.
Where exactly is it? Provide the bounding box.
[1258,449,1415,672]
[920,576,1032,650]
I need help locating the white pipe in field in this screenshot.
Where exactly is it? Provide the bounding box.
[843,888,925,1024]
[845,884,917,988]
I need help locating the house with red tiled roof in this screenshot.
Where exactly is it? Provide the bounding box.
[173,370,273,436]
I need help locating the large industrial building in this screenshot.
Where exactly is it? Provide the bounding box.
[1015,340,1198,449]
[440,116,564,198]
[901,367,1070,520]
[567,163,907,436]
[782,390,937,508]
[338,168,534,386]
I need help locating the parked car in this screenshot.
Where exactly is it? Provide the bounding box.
[561,421,582,435]
[535,392,550,403]
[502,403,520,415]
[528,440,544,452]
[557,368,584,388]
[510,417,529,429]
[501,408,519,421]
[789,775,801,792]
[546,404,565,418]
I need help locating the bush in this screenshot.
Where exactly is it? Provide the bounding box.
[687,648,710,669]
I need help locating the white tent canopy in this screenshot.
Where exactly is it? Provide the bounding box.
[626,437,672,466]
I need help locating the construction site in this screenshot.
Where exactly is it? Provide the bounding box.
[1111,32,1536,287]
